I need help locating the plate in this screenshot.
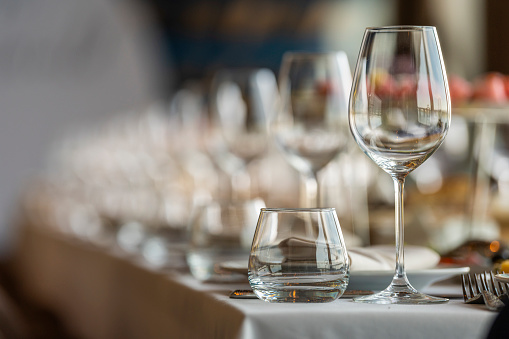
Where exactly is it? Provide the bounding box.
[219,261,469,291]
[494,273,509,284]
[218,260,249,275]
[348,266,470,291]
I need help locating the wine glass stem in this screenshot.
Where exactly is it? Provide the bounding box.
[393,175,407,283]
[301,172,320,208]
[231,166,251,200]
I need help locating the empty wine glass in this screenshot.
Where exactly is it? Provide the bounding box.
[349,26,451,304]
[272,52,351,207]
[210,68,278,200]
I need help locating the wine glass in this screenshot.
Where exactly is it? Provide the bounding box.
[349,26,451,304]
[186,198,265,282]
[272,52,351,207]
[210,68,278,200]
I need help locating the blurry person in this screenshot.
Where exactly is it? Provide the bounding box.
[0,0,169,256]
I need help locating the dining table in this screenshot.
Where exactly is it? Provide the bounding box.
[10,219,498,339]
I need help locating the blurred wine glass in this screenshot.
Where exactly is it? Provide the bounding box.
[186,198,265,282]
[272,52,351,207]
[349,26,450,304]
[210,68,278,200]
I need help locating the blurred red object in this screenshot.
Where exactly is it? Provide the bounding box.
[503,75,509,97]
[472,72,507,103]
[374,74,397,97]
[315,80,335,96]
[396,76,417,99]
[448,75,473,104]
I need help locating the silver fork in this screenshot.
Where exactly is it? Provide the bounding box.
[478,273,506,311]
[482,272,509,304]
[489,271,509,300]
[461,273,484,304]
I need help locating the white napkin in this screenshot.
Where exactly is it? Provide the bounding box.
[349,245,441,272]
[278,238,441,272]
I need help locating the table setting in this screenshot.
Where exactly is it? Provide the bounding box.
[11,25,509,339]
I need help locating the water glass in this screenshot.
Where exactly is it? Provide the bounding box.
[248,208,350,302]
[186,199,265,281]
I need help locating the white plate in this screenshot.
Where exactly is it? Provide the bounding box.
[218,260,250,275]
[495,273,509,284]
[219,261,469,291]
[348,266,470,291]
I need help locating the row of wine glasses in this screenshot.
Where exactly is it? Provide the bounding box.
[210,52,357,210]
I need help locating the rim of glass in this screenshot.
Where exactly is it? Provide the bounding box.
[261,207,336,213]
[366,25,435,32]
[193,198,265,208]
[283,51,346,59]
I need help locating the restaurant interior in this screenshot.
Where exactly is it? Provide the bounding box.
[2,0,509,338]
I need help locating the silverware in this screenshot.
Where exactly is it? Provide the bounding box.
[483,271,508,297]
[229,289,374,300]
[478,274,505,311]
[461,272,509,311]
[461,274,484,304]
[229,290,258,299]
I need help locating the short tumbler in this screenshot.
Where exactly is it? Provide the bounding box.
[248,208,350,302]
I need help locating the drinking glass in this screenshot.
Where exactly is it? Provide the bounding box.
[186,198,265,282]
[248,208,350,302]
[210,68,278,199]
[349,26,451,304]
[272,52,351,207]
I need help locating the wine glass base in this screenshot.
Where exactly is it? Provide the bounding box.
[353,284,449,304]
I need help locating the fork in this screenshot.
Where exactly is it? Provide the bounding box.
[461,273,484,304]
[462,272,509,311]
[478,273,506,311]
[480,272,509,306]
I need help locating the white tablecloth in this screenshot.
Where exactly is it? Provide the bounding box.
[11,223,498,339]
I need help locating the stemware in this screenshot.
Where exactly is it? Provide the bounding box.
[248,208,350,302]
[210,68,278,200]
[349,26,451,304]
[186,198,265,282]
[272,52,351,207]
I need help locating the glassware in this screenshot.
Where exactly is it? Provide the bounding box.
[186,199,265,282]
[248,208,350,303]
[210,68,278,200]
[272,52,351,207]
[349,26,451,304]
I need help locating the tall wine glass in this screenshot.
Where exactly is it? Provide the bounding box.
[349,26,450,304]
[210,68,278,200]
[272,52,351,207]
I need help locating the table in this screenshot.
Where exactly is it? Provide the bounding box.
[11,222,498,339]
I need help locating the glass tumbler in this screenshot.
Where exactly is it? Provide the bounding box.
[248,208,350,302]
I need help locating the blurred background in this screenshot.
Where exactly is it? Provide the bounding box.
[0,0,494,251]
[2,0,509,337]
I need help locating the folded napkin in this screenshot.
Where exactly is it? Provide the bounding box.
[348,245,440,271]
[278,237,440,272]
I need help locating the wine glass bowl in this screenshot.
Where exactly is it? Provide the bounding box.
[349,26,451,304]
[211,68,277,162]
[210,68,278,199]
[273,52,352,207]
